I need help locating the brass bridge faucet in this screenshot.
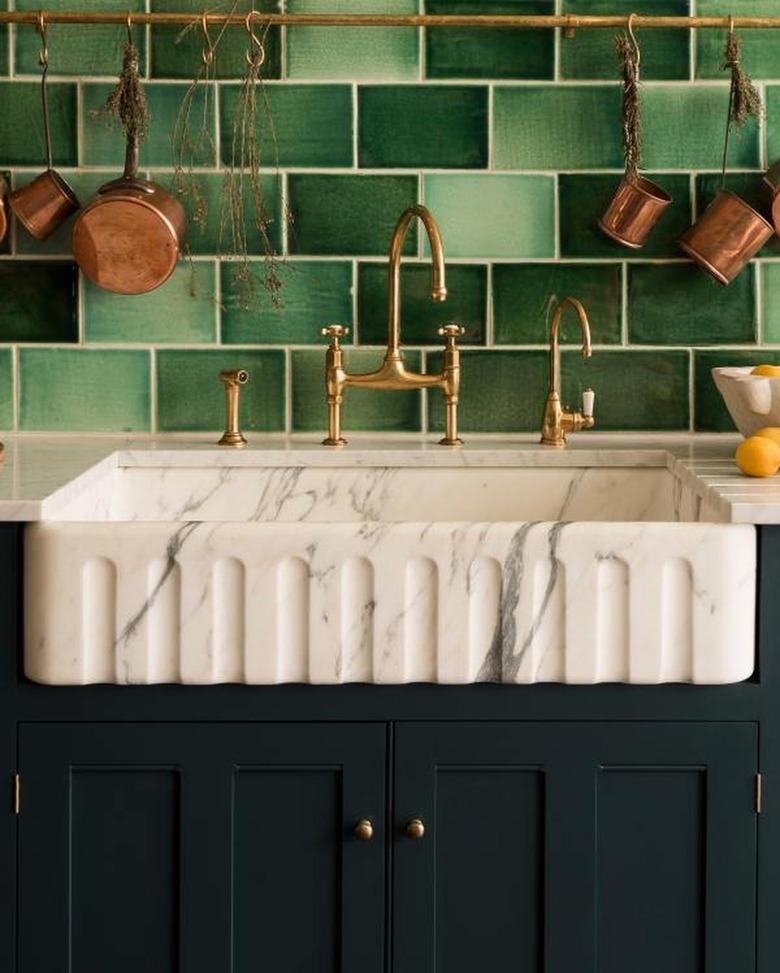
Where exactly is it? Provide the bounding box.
[321,204,464,447]
[540,297,596,447]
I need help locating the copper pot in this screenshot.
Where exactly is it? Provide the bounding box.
[763,158,780,234]
[72,136,186,295]
[9,169,79,241]
[599,175,672,249]
[679,189,774,285]
[0,177,7,245]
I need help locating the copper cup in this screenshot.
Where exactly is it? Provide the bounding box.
[9,168,79,242]
[679,189,774,285]
[599,175,672,249]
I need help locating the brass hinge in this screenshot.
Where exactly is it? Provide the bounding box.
[756,772,763,814]
[12,774,20,816]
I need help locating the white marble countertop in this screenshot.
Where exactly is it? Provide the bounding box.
[0,430,771,524]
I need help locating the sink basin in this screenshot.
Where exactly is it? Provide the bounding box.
[24,447,756,686]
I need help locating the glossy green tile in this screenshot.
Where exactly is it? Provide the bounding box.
[291,347,422,432]
[493,263,622,345]
[642,86,760,169]
[157,350,285,431]
[359,86,488,169]
[0,261,77,342]
[0,26,8,76]
[358,263,486,344]
[287,0,418,80]
[85,263,217,343]
[424,174,555,258]
[560,0,690,80]
[0,171,9,257]
[695,172,780,255]
[83,83,215,168]
[14,170,112,255]
[0,81,76,166]
[693,350,780,431]
[222,261,353,344]
[0,349,13,429]
[628,263,756,345]
[151,0,281,80]
[756,89,780,197]
[493,86,623,170]
[288,175,418,256]
[561,349,690,431]
[696,1,780,78]
[427,349,548,432]
[559,173,691,258]
[425,0,554,80]
[15,0,146,76]
[220,84,353,168]
[165,171,282,257]
[19,349,150,431]
[760,264,780,343]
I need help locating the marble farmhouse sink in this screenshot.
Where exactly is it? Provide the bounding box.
[24,442,756,686]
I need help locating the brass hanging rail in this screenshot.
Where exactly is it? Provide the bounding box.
[1,12,780,29]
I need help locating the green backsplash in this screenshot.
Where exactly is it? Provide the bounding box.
[1,0,779,434]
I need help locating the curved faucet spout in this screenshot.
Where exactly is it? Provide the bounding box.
[386,204,447,357]
[549,296,592,395]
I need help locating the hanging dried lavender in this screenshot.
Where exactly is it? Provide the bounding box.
[723,27,763,129]
[616,31,641,183]
[91,28,148,146]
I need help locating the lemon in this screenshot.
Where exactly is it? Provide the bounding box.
[735,436,780,477]
[751,364,780,377]
[755,427,780,447]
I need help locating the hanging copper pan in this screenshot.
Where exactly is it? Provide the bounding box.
[72,130,186,295]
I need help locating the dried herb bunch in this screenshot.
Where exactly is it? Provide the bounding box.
[723,27,763,129]
[616,31,641,183]
[92,30,148,145]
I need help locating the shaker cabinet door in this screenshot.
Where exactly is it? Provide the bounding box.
[393,721,757,973]
[18,722,386,973]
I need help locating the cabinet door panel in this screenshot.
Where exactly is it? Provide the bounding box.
[394,722,757,973]
[19,722,386,973]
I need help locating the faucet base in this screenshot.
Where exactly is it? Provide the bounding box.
[439,436,463,447]
[218,431,247,447]
[322,436,347,447]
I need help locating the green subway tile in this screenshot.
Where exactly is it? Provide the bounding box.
[0,261,77,342]
[83,83,215,168]
[19,349,150,432]
[693,349,780,431]
[561,349,690,431]
[151,0,280,80]
[425,174,555,258]
[359,86,488,169]
[0,26,7,76]
[0,171,9,257]
[222,261,353,344]
[0,82,76,166]
[14,170,112,255]
[767,87,780,167]
[358,263,486,344]
[157,349,285,432]
[628,263,756,345]
[165,171,282,257]
[559,173,691,258]
[761,264,780,343]
[642,86,760,169]
[292,347,422,433]
[85,263,217,343]
[0,349,13,429]
[287,0,418,80]
[493,264,622,345]
[561,0,690,80]
[695,172,780,255]
[15,0,146,76]
[697,1,780,78]
[427,349,548,432]
[425,0,554,80]
[288,175,418,256]
[493,86,623,170]
[220,84,352,168]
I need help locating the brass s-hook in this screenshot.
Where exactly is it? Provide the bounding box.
[126,12,133,45]
[36,11,48,68]
[245,10,267,67]
[627,12,641,70]
[201,13,215,65]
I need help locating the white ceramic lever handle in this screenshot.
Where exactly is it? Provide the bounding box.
[582,388,595,418]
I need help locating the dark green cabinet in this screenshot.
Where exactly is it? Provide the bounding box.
[17,720,758,973]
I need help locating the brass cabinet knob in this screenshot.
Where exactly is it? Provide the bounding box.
[354,818,374,841]
[406,818,425,840]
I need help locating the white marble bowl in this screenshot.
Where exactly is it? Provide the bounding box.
[712,366,780,437]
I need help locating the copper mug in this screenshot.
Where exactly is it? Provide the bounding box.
[679,189,774,285]
[599,175,672,249]
[9,169,79,241]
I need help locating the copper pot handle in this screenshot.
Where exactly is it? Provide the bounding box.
[97,136,155,196]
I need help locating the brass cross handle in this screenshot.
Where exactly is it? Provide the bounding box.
[438,324,465,345]
[322,324,349,348]
[354,818,374,841]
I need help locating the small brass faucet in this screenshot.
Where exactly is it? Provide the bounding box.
[322,204,464,447]
[218,369,248,446]
[540,297,596,447]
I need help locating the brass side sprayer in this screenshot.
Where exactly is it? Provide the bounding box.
[218,369,249,447]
